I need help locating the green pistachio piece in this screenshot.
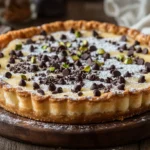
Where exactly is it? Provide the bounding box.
[59,41,65,46]
[94,60,104,66]
[124,57,133,64]
[97,48,105,55]
[66,42,72,48]
[76,51,82,56]
[72,55,79,61]
[83,65,91,72]
[79,46,88,52]
[21,74,27,80]
[62,63,69,69]
[49,66,55,72]
[75,31,81,38]
[117,54,124,61]
[15,44,22,50]
[31,56,36,63]
[41,45,48,50]
[82,40,88,46]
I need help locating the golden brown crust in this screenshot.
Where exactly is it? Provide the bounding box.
[0,20,150,124]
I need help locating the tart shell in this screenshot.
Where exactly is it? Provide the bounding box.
[0,20,150,124]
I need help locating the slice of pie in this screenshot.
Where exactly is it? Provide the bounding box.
[0,20,150,124]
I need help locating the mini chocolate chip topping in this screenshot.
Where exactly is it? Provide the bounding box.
[60,34,67,40]
[136,47,142,53]
[138,75,146,83]
[0,52,4,58]
[30,65,38,72]
[78,91,83,96]
[37,89,45,95]
[119,76,125,84]
[133,40,140,46]
[103,53,110,60]
[40,30,47,36]
[117,84,125,90]
[93,30,99,37]
[90,83,98,90]
[137,58,145,65]
[112,70,121,77]
[57,87,63,93]
[62,68,70,76]
[89,45,97,51]
[93,89,101,96]
[19,79,26,86]
[48,82,56,91]
[5,72,12,78]
[72,84,82,93]
[142,48,148,54]
[127,50,134,57]
[124,71,131,77]
[9,57,15,64]
[33,82,40,90]
[70,28,75,33]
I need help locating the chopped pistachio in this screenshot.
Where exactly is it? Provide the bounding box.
[82,40,88,46]
[83,65,91,72]
[62,62,69,69]
[31,56,36,63]
[66,42,72,48]
[124,57,133,64]
[15,44,22,50]
[117,54,124,61]
[21,74,27,80]
[79,46,88,52]
[97,48,105,55]
[76,51,82,56]
[49,66,55,72]
[59,41,65,46]
[75,31,81,38]
[72,55,79,61]
[94,60,104,66]
[41,45,48,50]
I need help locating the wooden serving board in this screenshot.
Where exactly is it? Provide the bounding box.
[0,107,150,148]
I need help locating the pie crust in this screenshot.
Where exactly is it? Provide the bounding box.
[0,20,150,124]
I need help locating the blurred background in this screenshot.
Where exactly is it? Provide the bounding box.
[0,0,149,34]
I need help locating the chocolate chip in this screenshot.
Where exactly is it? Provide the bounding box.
[60,34,67,40]
[99,83,105,89]
[133,40,140,46]
[61,50,67,56]
[37,89,45,95]
[92,63,99,70]
[78,91,83,96]
[138,75,146,83]
[86,58,94,65]
[19,79,26,86]
[62,69,70,76]
[59,56,67,62]
[120,35,127,42]
[93,89,101,96]
[119,44,127,51]
[110,65,115,70]
[136,47,142,53]
[89,45,97,52]
[5,72,12,78]
[30,45,35,52]
[42,55,49,62]
[58,78,66,85]
[103,53,110,60]
[75,60,82,66]
[90,83,98,90]
[58,45,66,51]
[93,30,99,37]
[16,51,23,57]
[127,50,134,57]
[112,70,121,77]
[39,61,46,68]
[9,50,16,56]
[48,82,56,91]
[33,82,40,90]
[124,71,131,77]
[105,77,111,83]
[119,76,125,84]
[81,53,90,60]
[137,58,145,65]
[49,35,55,42]
[117,84,125,90]
[142,48,148,54]
[0,52,4,58]
[9,57,15,64]
[26,39,33,44]
[72,84,81,92]
[70,28,75,33]
[30,65,38,72]
[57,87,63,93]
[40,30,47,36]
[129,45,135,51]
